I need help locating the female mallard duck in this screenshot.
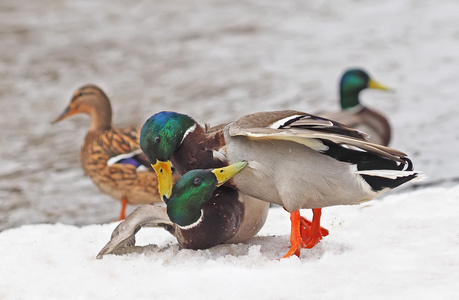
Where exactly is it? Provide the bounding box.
[140,110,419,258]
[97,161,269,258]
[321,68,392,146]
[52,84,180,220]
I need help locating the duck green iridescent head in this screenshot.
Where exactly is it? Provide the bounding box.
[166,161,248,227]
[340,68,391,109]
[140,111,196,199]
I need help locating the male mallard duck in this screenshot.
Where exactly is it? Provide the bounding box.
[321,68,392,146]
[140,110,419,258]
[96,161,269,258]
[52,84,179,220]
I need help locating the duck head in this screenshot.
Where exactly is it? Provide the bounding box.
[52,84,112,131]
[340,68,391,110]
[140,111,196,199]
[166,161,248,227]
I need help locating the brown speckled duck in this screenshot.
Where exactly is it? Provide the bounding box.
[52,85,179,220]
[321,68,392,146]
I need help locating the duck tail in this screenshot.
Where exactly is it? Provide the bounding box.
[357,157,421,191]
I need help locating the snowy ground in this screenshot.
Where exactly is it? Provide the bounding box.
[1,187,458,299]
[1,0,459,298]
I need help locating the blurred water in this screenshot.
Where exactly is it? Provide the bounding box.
[1,0,459,231]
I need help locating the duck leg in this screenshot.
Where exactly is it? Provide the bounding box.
[118,198,128,220]
[301,208,329,248]
[282,211,307,258]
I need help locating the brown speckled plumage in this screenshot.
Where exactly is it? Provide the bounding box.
[80,127,161,206]
[53,84,178,219]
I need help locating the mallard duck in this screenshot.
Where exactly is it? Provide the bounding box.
[96,161,269,258]
[52,84,179,220]
[320,68,392,146]
[139,110,419,258]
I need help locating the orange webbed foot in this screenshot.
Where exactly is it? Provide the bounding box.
[282,211,306,259]
[300,208,329,249]
[281,209,329,259]
[300,216,329,239]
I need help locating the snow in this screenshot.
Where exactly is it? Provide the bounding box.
[1,186,458,299]
[1,0,459,298]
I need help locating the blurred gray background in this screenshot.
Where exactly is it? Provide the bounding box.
[1,0,458,230]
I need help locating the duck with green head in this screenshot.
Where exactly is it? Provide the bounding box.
[139,110,419,259]
[97,161,268,258]
[321,68,392,146]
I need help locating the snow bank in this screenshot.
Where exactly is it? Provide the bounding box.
[1,186,458,299]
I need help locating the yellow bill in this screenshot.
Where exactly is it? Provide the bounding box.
[152,160,173,200]
[211,161,248,186]
[368,79,391,91]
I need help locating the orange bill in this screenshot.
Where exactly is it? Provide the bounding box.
[51,105,76,124]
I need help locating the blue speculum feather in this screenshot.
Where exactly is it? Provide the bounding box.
[118,157,142,167]
[107,150,150,169]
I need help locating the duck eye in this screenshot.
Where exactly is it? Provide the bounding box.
[193,177,202,186]
[155,136,161,144]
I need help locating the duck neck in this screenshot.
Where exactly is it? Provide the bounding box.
[340,89,361,110]
[173,209,204,229]
[88,98,113,132]
[172,124,226,175]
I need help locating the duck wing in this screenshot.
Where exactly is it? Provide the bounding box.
[228,110,418,191]
[98,126,153,171]
[229,110,405,163]
[96,205,174,259]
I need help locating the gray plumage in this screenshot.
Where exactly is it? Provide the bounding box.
[210,110,417,212]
